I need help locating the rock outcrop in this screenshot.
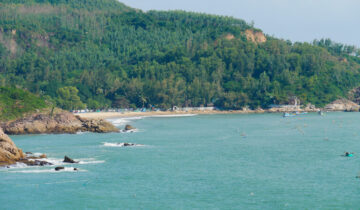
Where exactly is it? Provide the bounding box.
[55,166,64,171]
[325,99,360,112]
[78,117,119,133]
[2,111,119,135]
[19,159,52,166]
[348,87,360,104]
[124,124,136,131]
[124,143,135,147]
[0,127,25,166]
[245,29,267,43]
[63,156,78,163]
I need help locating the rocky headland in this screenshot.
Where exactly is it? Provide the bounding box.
[1,111,119,135]
[324,99,360,112]
[0,127,25,166]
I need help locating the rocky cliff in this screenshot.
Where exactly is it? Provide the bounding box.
[245,29,267,43]
[1,111,119,135]
[0,127,25,166]
[325,99,360,112]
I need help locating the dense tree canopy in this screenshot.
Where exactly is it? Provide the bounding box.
[0,87,48,120]
[0,0,360,110]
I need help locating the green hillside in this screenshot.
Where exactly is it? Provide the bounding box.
[0,87,48,120]
[0,0,360,109]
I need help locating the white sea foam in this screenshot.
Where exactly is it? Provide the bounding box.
[103,142,145,147]
[120,129,140,133]
[78,158,105,164]
[108,116,145,126]
[108,118,130,126]
[9,167,86,173]
[76,131,89,135]
[108,114,196,128]
[42,157,105,165]
[0,156,105,173]
[3,162,28,169]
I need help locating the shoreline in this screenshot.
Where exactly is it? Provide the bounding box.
[74,109,320,120]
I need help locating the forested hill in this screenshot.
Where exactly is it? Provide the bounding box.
[1,0,360,110]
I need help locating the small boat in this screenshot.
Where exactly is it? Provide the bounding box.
[283,111,307,118]
[283,112,296,117]
[318,110,324,116]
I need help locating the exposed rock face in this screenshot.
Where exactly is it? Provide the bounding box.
[2,111,119,135]
[224,33,235,40]
[348,87,360,104]
[245,29,267,43]
[0,127,25,166]
[325,99,360,112]
[78,117,119,133]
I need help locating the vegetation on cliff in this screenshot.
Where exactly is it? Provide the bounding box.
[1,0,360,109]
[0,87,48,120]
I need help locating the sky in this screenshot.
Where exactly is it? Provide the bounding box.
[119,0,360,47]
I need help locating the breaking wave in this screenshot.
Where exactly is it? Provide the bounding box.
[8,167,86,173]
[103,142,145,147]
[107,116,145,127]
[1,156,104,173]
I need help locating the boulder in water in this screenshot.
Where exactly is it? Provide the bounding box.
[55,166,65,171]
[19,159,53,166]
[124,125,136,131]
[63,156,78,163]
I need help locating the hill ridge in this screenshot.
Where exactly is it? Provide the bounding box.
[0,1,359,110]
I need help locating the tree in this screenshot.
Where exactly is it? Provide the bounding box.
[56,86,86,110]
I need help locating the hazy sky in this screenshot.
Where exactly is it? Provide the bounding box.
[119,0,360,47]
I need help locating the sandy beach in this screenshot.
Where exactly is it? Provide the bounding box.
[74,110,262,119]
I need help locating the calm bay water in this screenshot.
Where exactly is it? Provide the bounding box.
[1,113,360,209]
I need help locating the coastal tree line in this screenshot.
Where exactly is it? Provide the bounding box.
[1,0,360,110]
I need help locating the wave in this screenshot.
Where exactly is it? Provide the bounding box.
[108,114,196,128]
[2,162,28,169]
[103,142,145,147]
[76,131,89,135]
[108,116,145,126]
[0,156,105,173]
[8,167,86,173]
[119,129,140,133]
[27,152,44,157]
[77,158,105,165]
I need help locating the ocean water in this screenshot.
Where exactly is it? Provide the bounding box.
[1,113,360,209]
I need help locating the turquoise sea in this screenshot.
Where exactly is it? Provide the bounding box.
[1,113,360,209]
